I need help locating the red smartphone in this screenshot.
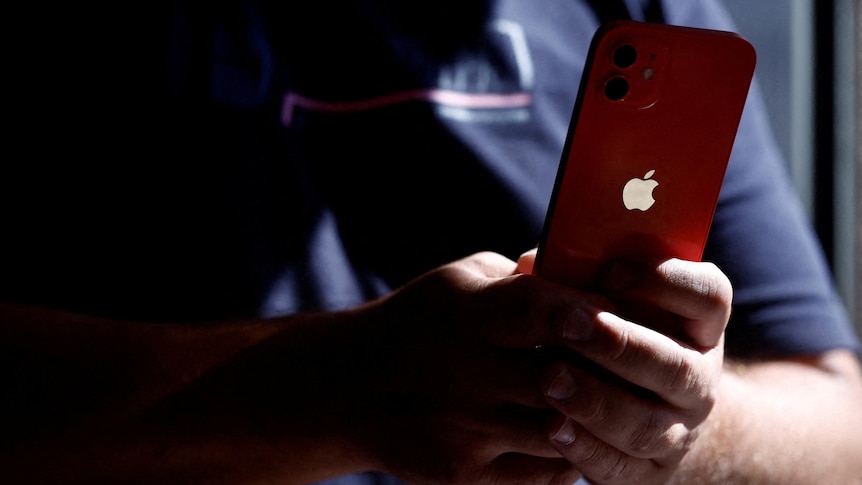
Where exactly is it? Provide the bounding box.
[533,20,756,290]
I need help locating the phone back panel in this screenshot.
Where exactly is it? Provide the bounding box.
[534,21,756,289]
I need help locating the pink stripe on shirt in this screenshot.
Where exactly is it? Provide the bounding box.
[282,88,532,125]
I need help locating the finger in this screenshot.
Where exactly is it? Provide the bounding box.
[432,405,561,460]
[516,248,537,275]
[458,347,550,409]
[547,415,666,485]
[479,406,565,459]
[551,307,722,408]
[542,361,702,460]
[471,272,612,350]
[601,258,732,349]
[486,453,582,485]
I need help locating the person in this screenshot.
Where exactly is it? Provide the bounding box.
[2,0,861,484]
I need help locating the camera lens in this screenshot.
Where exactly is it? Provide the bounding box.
[604,76,628,101]
[613,44,637,69]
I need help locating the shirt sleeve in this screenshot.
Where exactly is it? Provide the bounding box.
[672,0,861,357]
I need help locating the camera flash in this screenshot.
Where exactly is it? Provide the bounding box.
[642,68,655,80]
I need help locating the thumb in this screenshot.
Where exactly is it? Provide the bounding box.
[516,248,538,275]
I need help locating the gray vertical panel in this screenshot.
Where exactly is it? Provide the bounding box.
[791,0,817,218]
[834,0,856,324]
[855,0,862,332]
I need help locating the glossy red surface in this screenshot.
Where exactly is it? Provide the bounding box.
[535,20,756,290]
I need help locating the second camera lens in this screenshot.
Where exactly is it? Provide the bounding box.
[604,77,629,101]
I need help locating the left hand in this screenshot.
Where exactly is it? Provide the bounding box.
[518,251,732,485]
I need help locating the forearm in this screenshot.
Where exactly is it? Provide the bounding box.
[0,302,372,484]
[670,350,862,484]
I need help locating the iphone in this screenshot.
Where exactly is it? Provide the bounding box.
[533,20,756,289]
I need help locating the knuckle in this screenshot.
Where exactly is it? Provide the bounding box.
[581,391,613,425]
[564,427,637,484]
[608,324,634,363]
[487,272,547,310]
[577,436,611,469]
[500,271,543,299]
[697,263,734,314]
[664,352,710,398]
[601,455,630,482]
[485,275,531,311]
[627,409,681,456]
[419,264,473,300]
[581,445,630,482]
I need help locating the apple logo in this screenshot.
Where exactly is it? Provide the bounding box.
[622,169,659,211]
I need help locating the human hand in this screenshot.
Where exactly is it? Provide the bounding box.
[341,251,584,485]
[518,250,732,484]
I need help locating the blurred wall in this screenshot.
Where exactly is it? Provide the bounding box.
[722,0,860,334]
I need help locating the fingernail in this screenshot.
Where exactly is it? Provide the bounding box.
[547,368,576,401]
[552,419,576,445]
[603,262,636,292]
[562,307,594,341]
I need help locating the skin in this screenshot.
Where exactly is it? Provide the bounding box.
[520,251,731,484]
[519,251,862,484]
[2,251,861,484]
